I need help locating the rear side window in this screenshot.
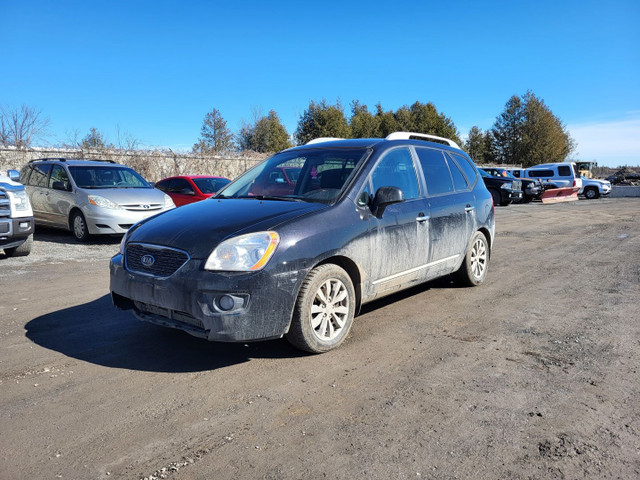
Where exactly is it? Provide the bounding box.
[558,165,571,176]
[415,148,453,196]
[371,147,420,200]
[448,152,478,186]
[27,163,51,187]
[528,169,553,178]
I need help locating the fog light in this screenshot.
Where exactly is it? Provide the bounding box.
[218,295,235,311]
[19,222,30,230]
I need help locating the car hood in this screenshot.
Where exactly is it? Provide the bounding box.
[81,187,168,205]
[126,198,328,258]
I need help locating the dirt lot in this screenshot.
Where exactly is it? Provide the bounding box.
[1,198,638,480]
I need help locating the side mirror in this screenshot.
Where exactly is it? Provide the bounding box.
[149,182,155,188]
[52,181,69,191]
[7,169,20,182]
[371,186,404,218]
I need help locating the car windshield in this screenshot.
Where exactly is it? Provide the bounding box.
[217,147,370,203]
[69,166,151,189]
[193,177,231,194]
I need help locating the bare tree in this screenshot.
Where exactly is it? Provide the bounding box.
[115,124,140,150]
[0,105,50,147]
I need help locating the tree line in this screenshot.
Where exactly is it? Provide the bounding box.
[1,91,575,167]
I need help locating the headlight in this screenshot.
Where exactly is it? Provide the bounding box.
[204,231,280,272]
[500,182,513,190]
[8,190,31,212]
[88,195,122,209]
[163,194,175,208]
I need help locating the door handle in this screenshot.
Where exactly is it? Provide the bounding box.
[464,205,475,213]
[416,214,429,222]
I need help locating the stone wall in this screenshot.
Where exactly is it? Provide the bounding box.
[0,147,267,182]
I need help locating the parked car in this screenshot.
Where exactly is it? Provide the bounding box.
[1,169,34,257]
[579,175,611,199]
[478,169,522,206]
[20,158,175,241]
[111,132,495,353]
[155,175,231,206]
[482,167,541,203]
[520,162,583,190]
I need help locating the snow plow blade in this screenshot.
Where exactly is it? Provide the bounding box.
[540,187,580,204]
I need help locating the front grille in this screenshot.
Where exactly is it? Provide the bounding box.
[125,243,189,278]
[513,180,522,190]
[0,191,9,219]
[123,203,163,212]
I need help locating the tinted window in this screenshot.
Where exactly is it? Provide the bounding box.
[448,153,478,186]
[170,178,193,193]
[447,157,469,191]
[49,165,70,189]
[69,166,150,188]
[558,165,571,176]
[28,163,51,187]
[415,148,453,196]
[371,147,419,200]
[193,177,230,194]
[528,169,553,178]
[220,148,369,203]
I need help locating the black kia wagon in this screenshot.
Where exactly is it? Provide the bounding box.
[110,132,495,353]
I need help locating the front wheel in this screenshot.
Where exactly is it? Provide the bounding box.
[456,231,490,287]
[584,187,599,199]
[71,211,90,242]
[286,264,356,353]
[4,235,32,257]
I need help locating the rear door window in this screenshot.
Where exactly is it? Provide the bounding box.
[27,163,51,187]
[415,148,454,196]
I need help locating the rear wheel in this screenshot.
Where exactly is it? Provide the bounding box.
[456,231,490,287]
[286,264,355,353]
[71,211,90,242]
[4,235,32,257]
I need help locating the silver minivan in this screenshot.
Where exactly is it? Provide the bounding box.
[20,158,175,241]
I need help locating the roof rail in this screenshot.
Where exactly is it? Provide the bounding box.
[306,137,344,145]
[28,157,68,163]
[28,157,116,164]
[385,132,460,149]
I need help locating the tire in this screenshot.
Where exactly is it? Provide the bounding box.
[489,189,501,206]
[4,235,32,257]
[286,264,356,353]
[499,199,512,207]
[456,231,490,287]
[71,211,90,242]
[584,187,599,199]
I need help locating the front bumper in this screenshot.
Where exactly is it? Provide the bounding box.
[0,217,34,247]
[109,253,304,342]
[85,206,170,235]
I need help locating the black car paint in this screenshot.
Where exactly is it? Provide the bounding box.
[478,170,522,206]
[110,139,495,343]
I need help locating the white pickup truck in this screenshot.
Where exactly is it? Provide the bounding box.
[0,169,35,257]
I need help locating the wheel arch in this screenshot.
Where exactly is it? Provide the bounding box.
[68,207,84,231]
[315,255,363,314]
[478,227,493,259]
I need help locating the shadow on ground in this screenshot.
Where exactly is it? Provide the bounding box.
[33,225,122,246]
[25,294,306,373]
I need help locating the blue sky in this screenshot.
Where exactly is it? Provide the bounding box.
[2,0,639,167]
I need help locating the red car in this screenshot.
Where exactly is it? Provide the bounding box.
[155,175,231,206]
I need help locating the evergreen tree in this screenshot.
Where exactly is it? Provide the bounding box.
[252,110,291,153]
[193,108,234,153]
[492,95,525,164]
[349,101,378,138]
[81,127,111,149]
[294,100,351,145]
[465,126,491,163]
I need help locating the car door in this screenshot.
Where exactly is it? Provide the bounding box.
[46,165,74,228]
[415,147,474,277]
[364,147,430,296]
[25,163,52,224]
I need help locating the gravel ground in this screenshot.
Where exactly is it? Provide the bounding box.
[1,198,639,479]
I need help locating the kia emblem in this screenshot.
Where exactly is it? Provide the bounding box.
[141,254,155,267]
